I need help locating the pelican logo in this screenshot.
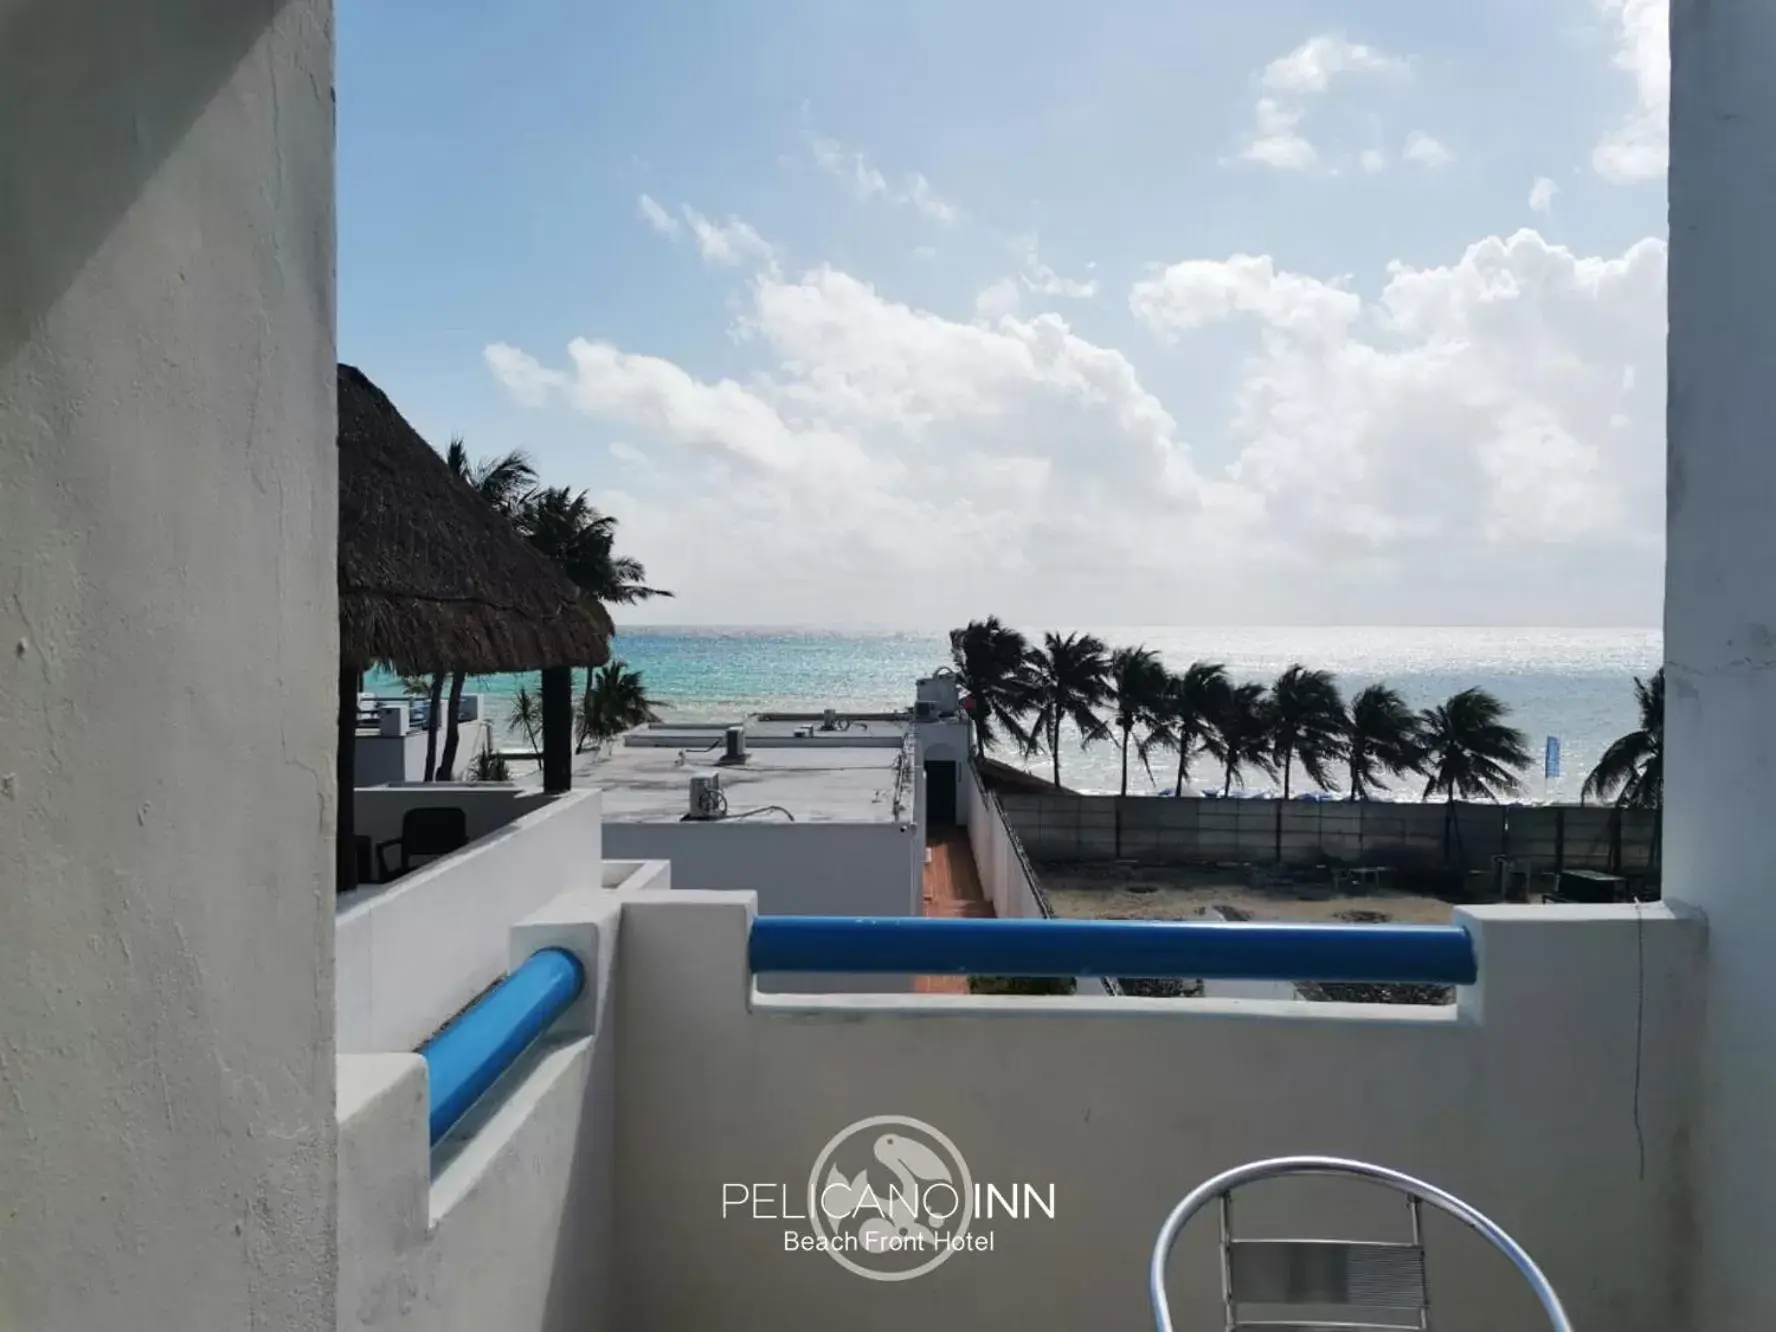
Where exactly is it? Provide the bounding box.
[719,1115,1055,1280]
[807,1115,975,1282]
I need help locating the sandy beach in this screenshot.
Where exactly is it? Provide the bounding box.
[1037,861,1463,926]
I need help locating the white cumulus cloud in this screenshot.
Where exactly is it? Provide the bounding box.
[1593,0,1668,182]
[1241,98,1318,170]
[1239,35,1409,173]
[488,224,1665,626]
[1261,35,1409,94]
[1130,254,1361,341]
[1529,176,1559,213]
[1402,131,1454,168]
[1014,236,1099,299]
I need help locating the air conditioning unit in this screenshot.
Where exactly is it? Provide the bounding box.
[688,774,724,820]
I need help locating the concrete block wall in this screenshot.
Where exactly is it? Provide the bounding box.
[1003,794,1658,872]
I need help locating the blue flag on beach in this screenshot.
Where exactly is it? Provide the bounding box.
[1545,736,1561,780]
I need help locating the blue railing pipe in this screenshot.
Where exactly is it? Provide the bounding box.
[419,947,585,1145]
[748,917,1476,986]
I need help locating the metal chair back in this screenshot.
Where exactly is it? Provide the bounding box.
[1149,1156,1574,1332]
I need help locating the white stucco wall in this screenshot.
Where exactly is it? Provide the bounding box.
[612,893,1702,1332]
[0,4,337,1328]
[915,719,971,822]
[336,790,604,1053]
[337,903,619,1332]
[962,760,1048,919]
[600,819,921,992]
[1665,1,1776,1323]
[338,888,627,1332]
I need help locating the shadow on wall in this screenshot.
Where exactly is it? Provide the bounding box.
[1,0,303,367]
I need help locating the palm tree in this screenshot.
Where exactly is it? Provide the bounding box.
[576,660,662,753]
[519,486,671,606]
[1166,662,1231,796]
[948,618,1035,758]
[1344,684,1426,800]
[507,683,543,757]
[396,670,447,781]
[1022,632,1112,790]
[1582,669,1664,810]
[1214,682,1277,796]
[1107,646,1174,796]
[1419,688,1531,865]
[1269,664,1348,798]
[436,440,539,780]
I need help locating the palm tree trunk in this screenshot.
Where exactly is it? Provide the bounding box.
[1223,763,1234,797]
[1051,719,1063,790]
[422,672,445,781]
[1174,742,1189,798]
[436,670,467,781]
[1281,745,1293,799]
[1119,726,1131,797]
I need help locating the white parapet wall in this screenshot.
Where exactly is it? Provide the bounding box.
[336,789,606,1053]
[609,893,1703,1332]
[336,887,628,1332]
[330,880,1704,1332]
[962,761,1051,920]
[354,783,555,865]
[600,819,922,993]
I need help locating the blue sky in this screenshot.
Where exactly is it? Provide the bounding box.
[338,0,1668,628]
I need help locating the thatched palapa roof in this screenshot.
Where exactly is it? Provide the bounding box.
[338,364,613,673]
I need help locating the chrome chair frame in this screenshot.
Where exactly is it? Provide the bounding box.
[1149,1156,1574,1332]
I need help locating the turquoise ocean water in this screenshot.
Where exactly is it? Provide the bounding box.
[370,626,1661,801]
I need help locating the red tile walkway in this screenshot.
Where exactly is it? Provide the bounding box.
[917,827,994,994]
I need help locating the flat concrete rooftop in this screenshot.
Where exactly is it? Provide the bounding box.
[626,714,909,748]
[590,739,910,824]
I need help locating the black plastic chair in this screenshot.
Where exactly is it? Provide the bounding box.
[376,806,469,881]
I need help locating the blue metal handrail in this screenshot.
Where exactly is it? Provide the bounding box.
[747,917,1476,985]
[419,947,585,1145]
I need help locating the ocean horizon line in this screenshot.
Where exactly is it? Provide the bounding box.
[605,622,1665,636]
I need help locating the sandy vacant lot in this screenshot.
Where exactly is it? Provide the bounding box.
[1038,862,1461,926]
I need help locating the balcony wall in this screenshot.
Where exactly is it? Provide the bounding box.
[335,878,1704,1332]
[613,893,1702,1332]
[336,790,607,1054]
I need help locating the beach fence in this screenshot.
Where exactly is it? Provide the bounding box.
[999,793,1657,875]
